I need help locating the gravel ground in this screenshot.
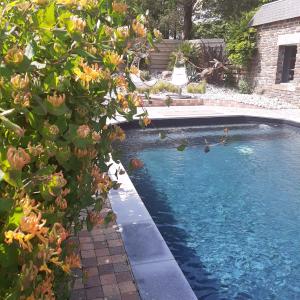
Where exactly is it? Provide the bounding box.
[150,84,299,109]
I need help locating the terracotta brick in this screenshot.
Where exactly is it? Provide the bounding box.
[81,250,96,258]
[118,281,136,294]
[70,289,86,300]
[113,262,130,273]
[86,287,104,300]
[115,272,133,284]
[97,255,112,265]
[84,267,98,277]
[82,257,98,268]
[103,284,120,297]
[109,246,125,255]
[105,232,119,240]
[100,274,117,286]
[121,292,140,300]
[94,241,107,249]
[95,248,109,257]
[80,237,93,244]
[111,255,127,264]
[121,292,141,300]
[108,240,123,247]
[81,243,94,251]
[98,263,114,275]
[85,276,101,288]
[79,230,90,238]
[93,235,106,242]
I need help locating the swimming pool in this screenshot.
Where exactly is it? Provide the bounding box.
[118,123,300,300]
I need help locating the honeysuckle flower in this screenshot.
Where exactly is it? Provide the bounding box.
[65,253,81,269]
[74,62,104,87]
[153,29,163,39]
[103,25,114,36]
[4,48,24,65]
[112,1,128,14]
[49,124,60,136]
[47,93,66,107]
[20,212,49,244]
[143,116,151,127]
[103,51,123,66]
[74,146,97,159]
[11,73,30,90]
[32,0,48,4]
[116,26,129,38]
[132,20,147,37]
[130,158,144,170]
[7,147,31,170]
[84,45,97,55]
[27,142,44,156]
[129,65,139,75]
[70,16,86,33]
[55,196,68,210]
[56,0,77,6]
[4,230,34,252]
[92,131,101,143]
[51,171,67,189]
[21,261,39,290]
[115,75,128,88]
[109,126,126,141]
[129,92,142,107]
[77,124,91,138]
[13,91,31,107]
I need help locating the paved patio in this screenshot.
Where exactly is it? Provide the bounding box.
[70,222,140,300]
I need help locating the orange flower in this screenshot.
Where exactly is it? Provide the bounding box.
[143,116,151,127]
[13,91,31,107]
[92,131,101,143]
[112,1,128,14]
[20,212,49,244]
[47,93,65,107]
[130,158,144,170]
[103,51,123,66]
[70,15,86,33]
[109,126,126,141]
[132,20,147,37]
[7,147,31,170]
[11,73,30,90]
[4,230,34,252]
[77,124,91,138]
[4,48,24,65]
[116,26,129,38]
[55,196,68,210]
[65,253,81,269]
[129,65,139,75]
[153,29,163,39]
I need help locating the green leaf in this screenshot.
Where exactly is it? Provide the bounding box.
[177,142,188,152]
[0,243,18,268]
[0,198,13,213]
[8,207,23,229]
[159,132,167,139]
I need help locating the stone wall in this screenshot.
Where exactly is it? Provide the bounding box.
[249,17,300,104]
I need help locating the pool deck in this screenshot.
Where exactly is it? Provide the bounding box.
[134,106,300,123]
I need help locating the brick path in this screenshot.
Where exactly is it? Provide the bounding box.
[70,223,140,300]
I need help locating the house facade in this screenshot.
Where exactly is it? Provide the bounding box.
[249,0,300,103]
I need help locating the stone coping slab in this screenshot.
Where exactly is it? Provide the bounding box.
[108,163,198,300]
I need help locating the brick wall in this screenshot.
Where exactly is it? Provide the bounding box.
[249,17,300,104]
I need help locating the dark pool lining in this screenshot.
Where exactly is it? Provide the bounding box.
[119,115,300,130]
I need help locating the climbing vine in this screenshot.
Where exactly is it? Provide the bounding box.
[0,1,158,299]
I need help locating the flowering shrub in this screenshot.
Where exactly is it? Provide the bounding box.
[0,1,157,299]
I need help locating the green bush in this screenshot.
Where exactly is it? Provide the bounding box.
[238,79,252,94]
[187,82,207,94]
[226,10,257,68]
[0,1,157,299]
[138,80,180,94]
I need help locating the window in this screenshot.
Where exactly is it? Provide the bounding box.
[281,45,297,83]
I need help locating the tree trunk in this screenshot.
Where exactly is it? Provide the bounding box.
[183,1,193,40]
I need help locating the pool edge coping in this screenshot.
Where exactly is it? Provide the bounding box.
[109,112,300,300]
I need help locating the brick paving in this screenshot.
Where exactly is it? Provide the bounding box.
[70,224,140,300]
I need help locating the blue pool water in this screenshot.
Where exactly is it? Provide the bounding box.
[119,123,300,300]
